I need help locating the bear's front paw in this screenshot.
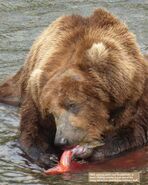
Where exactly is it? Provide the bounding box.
[38,153,58,168]
[20,144,59,168]
[90,146,106,161]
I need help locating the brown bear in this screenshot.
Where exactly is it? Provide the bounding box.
[0,9,147,167]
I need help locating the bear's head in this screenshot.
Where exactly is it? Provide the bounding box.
[40,41,144,157]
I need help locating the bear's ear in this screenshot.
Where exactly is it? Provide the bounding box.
[86,42,108,63]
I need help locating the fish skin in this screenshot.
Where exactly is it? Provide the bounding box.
[44,150,73,175]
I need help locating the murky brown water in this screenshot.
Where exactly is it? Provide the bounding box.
[0,0,147,184]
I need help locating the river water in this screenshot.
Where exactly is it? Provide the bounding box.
[0,0,147,185]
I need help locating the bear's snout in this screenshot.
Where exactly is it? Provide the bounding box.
[54,136,68,146]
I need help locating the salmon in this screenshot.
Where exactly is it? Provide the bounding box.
[44,150,73,175]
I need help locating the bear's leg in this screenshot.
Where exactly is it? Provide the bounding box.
[90,81,148,161]
[20,95,58,168]
[0,68,23,106]
[91,116,147,161]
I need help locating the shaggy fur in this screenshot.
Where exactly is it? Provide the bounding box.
[0,9,147,166]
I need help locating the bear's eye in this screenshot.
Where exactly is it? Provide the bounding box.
[66,102,80,114]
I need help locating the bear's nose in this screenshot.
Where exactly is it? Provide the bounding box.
[54,137,68,146]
